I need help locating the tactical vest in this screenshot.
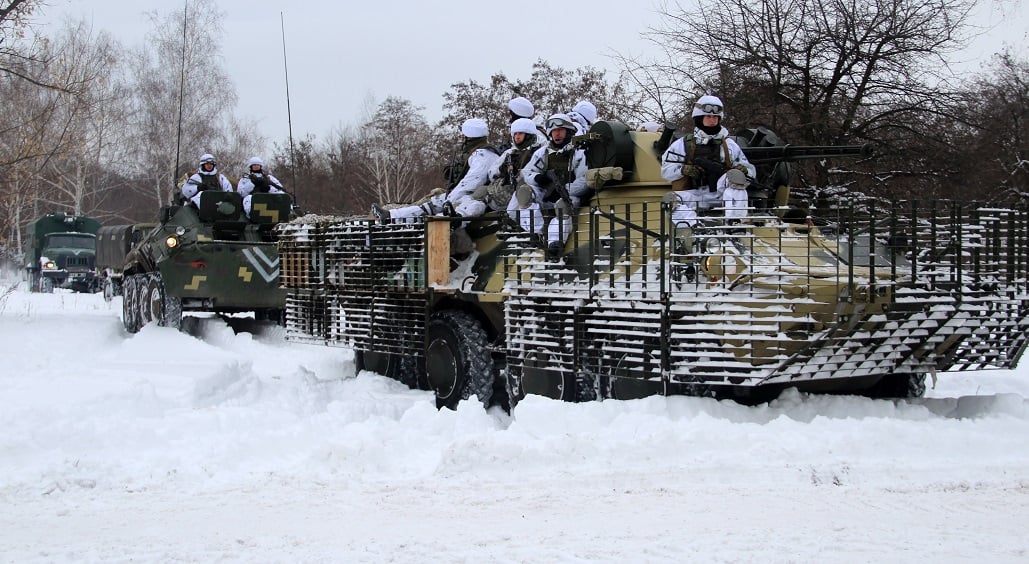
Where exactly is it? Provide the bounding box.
[541,148,574,203]
[672,136,733,192]
[198,173,222,191]
[249,173,271,193]
[511,145,536,175]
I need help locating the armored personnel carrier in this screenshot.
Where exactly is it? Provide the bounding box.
[102,191,291,333]
[24,212,101,293]
[279,122,1029,409]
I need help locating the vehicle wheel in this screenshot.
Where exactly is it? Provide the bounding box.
[141,273,181,330]
[122,274,141,334]
[39,277,54,294]
[255,308,286,326]
[102,277,115,303]
[139,275,157,326]
[425,310,495,410]
[864,373,927,399]
[576,371,599,402]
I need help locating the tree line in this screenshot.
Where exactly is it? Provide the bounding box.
[1,0,1026,259]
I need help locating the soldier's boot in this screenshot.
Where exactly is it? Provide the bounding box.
[371,203,390,224]
[547,240,564,261]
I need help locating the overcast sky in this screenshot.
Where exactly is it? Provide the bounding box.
[32,0,1028,146]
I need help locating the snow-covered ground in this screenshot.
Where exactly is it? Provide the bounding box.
[2,280,1028,563]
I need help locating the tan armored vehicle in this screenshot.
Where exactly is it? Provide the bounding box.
[279,122,1029,409]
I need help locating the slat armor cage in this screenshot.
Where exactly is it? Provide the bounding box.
[278,199,1029,397]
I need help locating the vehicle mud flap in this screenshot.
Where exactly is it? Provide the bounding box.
[425,310,495,410]
[599,337,668,400]
[606,376,666,400]
[356,350,428,390]
[519,351,577,401]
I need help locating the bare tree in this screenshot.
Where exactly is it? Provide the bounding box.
[360,96,436,205]
[440,60,623,141]
[625,0,979,200]
[0,0,65,91]
[1,15,127,254]
[951,51,1029,204]
[125,0,244,208]
[32,20,128,218]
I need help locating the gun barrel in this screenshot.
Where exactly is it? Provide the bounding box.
[742,144,871,165]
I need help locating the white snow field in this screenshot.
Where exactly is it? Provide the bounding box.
[1,284,1028,563]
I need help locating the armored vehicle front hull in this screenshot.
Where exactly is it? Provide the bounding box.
[120,192,290,332]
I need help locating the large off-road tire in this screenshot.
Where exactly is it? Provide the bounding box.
[139,272,181,330]
[122,274,141,334]
[864,373,927,399]
[102,277,115,303]
[425,310,495,410]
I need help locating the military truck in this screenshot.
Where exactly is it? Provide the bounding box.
[278,122,1029,409]
[24,212,101,293]
[104,191,292,333]
[95,223,155,301]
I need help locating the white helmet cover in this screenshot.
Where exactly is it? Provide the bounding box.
[691,95,725,118]
[510,117,538,137]
[545,113,577,137]
[571,100,598,124]
[461,118,489,138]
[508,96,534,118]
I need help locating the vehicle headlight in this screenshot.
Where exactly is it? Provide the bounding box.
[43,261,57,270]
[175,226,186,236]
[704,237,721,254]
[165,236,179,249]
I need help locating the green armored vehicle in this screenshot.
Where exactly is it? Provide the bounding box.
[24,212,101,293]
[112,191,291,333]
[279,122,1029,409]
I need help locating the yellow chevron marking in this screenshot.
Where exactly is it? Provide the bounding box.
[253,203,279,223]
[238,266,253,282]
[184,275,207,290]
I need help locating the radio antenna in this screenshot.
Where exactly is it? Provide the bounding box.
[280,12,298,205]
[173,2,187,202]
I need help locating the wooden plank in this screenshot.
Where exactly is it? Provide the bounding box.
[426,220,450,287]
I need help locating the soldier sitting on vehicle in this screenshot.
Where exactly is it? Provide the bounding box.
[372,118,499,222]
[181,153,234,208]
[468,118,543,214]
[512,113,589,258]
[236,157,286,216]
[567,100,598,136]
[660,96,756,230]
